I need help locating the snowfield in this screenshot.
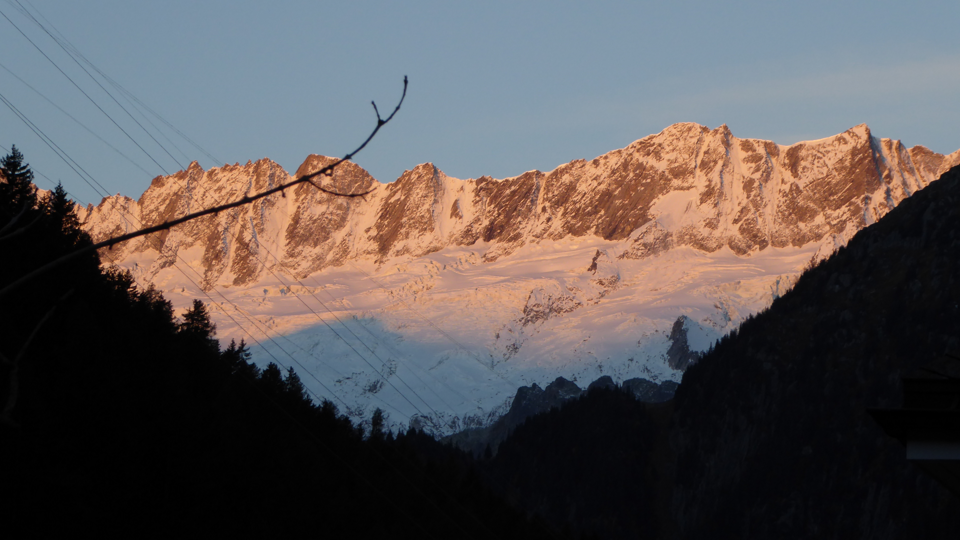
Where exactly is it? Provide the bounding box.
[135,235,820,435]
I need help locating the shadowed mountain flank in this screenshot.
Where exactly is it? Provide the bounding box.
[670,164,960,538]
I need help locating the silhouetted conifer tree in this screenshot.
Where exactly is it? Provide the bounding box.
[258,362,285,396]
[283,366,309,403]
[222,338,258,379]
[0,145,37,212]
[180,299,216,337]
[40,183,84,246]
[177,299,220,362]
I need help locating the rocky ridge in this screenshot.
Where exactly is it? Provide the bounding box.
[77,123,960,434]
[80,123,958,288]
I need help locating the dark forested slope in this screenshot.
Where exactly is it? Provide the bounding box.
[486,386,671,540]
[671,165,960,538]
[0,148,560,539]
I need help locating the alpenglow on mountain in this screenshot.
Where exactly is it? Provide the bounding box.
[79,122,960,434]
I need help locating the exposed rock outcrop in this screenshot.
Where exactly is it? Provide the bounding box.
[445,376,584,455]
[665,316,702,371]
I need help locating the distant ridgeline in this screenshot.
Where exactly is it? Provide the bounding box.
[446,374,677,456]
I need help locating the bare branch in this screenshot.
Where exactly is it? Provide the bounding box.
[0,206,45,243]
[1,289,73,427]
[0,202,30,236]
[0,77,407,300]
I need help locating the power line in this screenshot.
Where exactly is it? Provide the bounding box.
[249,237,467,419]
[139,166,430,422]
[0,90,357,414]
[4,93,510,540]
[3,94,437,428]
[2,18,476,528]
[348,260,522,389]
[16,0,222,166]
[0,80,407,392]
[0,60,155,177]
[0,5,171,174]
[10,0,184,172]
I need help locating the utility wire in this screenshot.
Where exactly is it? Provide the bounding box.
[349,260,522,389]
[4,91,492,425]
[2,39,420,419]
[4,20,436,436]
[0,61,155,177]
[248,235,464,420]
[0,89,354,412]
[10,0,184,172]
[16,0,222,166]
[2,95,507,540]
[137,157,432,422]
[0,6,171,174]
[2,83,437,426]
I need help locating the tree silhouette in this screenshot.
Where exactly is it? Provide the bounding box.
[222,338,258,379]
[0,144,37,212]
[180,298,217,338]
[41,183,84,246]
[283,366,310,404]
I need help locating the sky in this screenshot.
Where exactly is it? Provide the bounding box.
[2,0,960,206]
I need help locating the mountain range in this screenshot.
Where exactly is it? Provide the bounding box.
[78,122,960,434]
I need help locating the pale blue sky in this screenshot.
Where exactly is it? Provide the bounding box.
[2,0,959,205]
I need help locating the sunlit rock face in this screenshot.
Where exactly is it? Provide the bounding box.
[79,123,960,435]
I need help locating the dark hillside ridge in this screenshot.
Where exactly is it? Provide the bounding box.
[671,164,960,538]
[487,385,670,540]
[0,155,560,538]
[447,375,677,456]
